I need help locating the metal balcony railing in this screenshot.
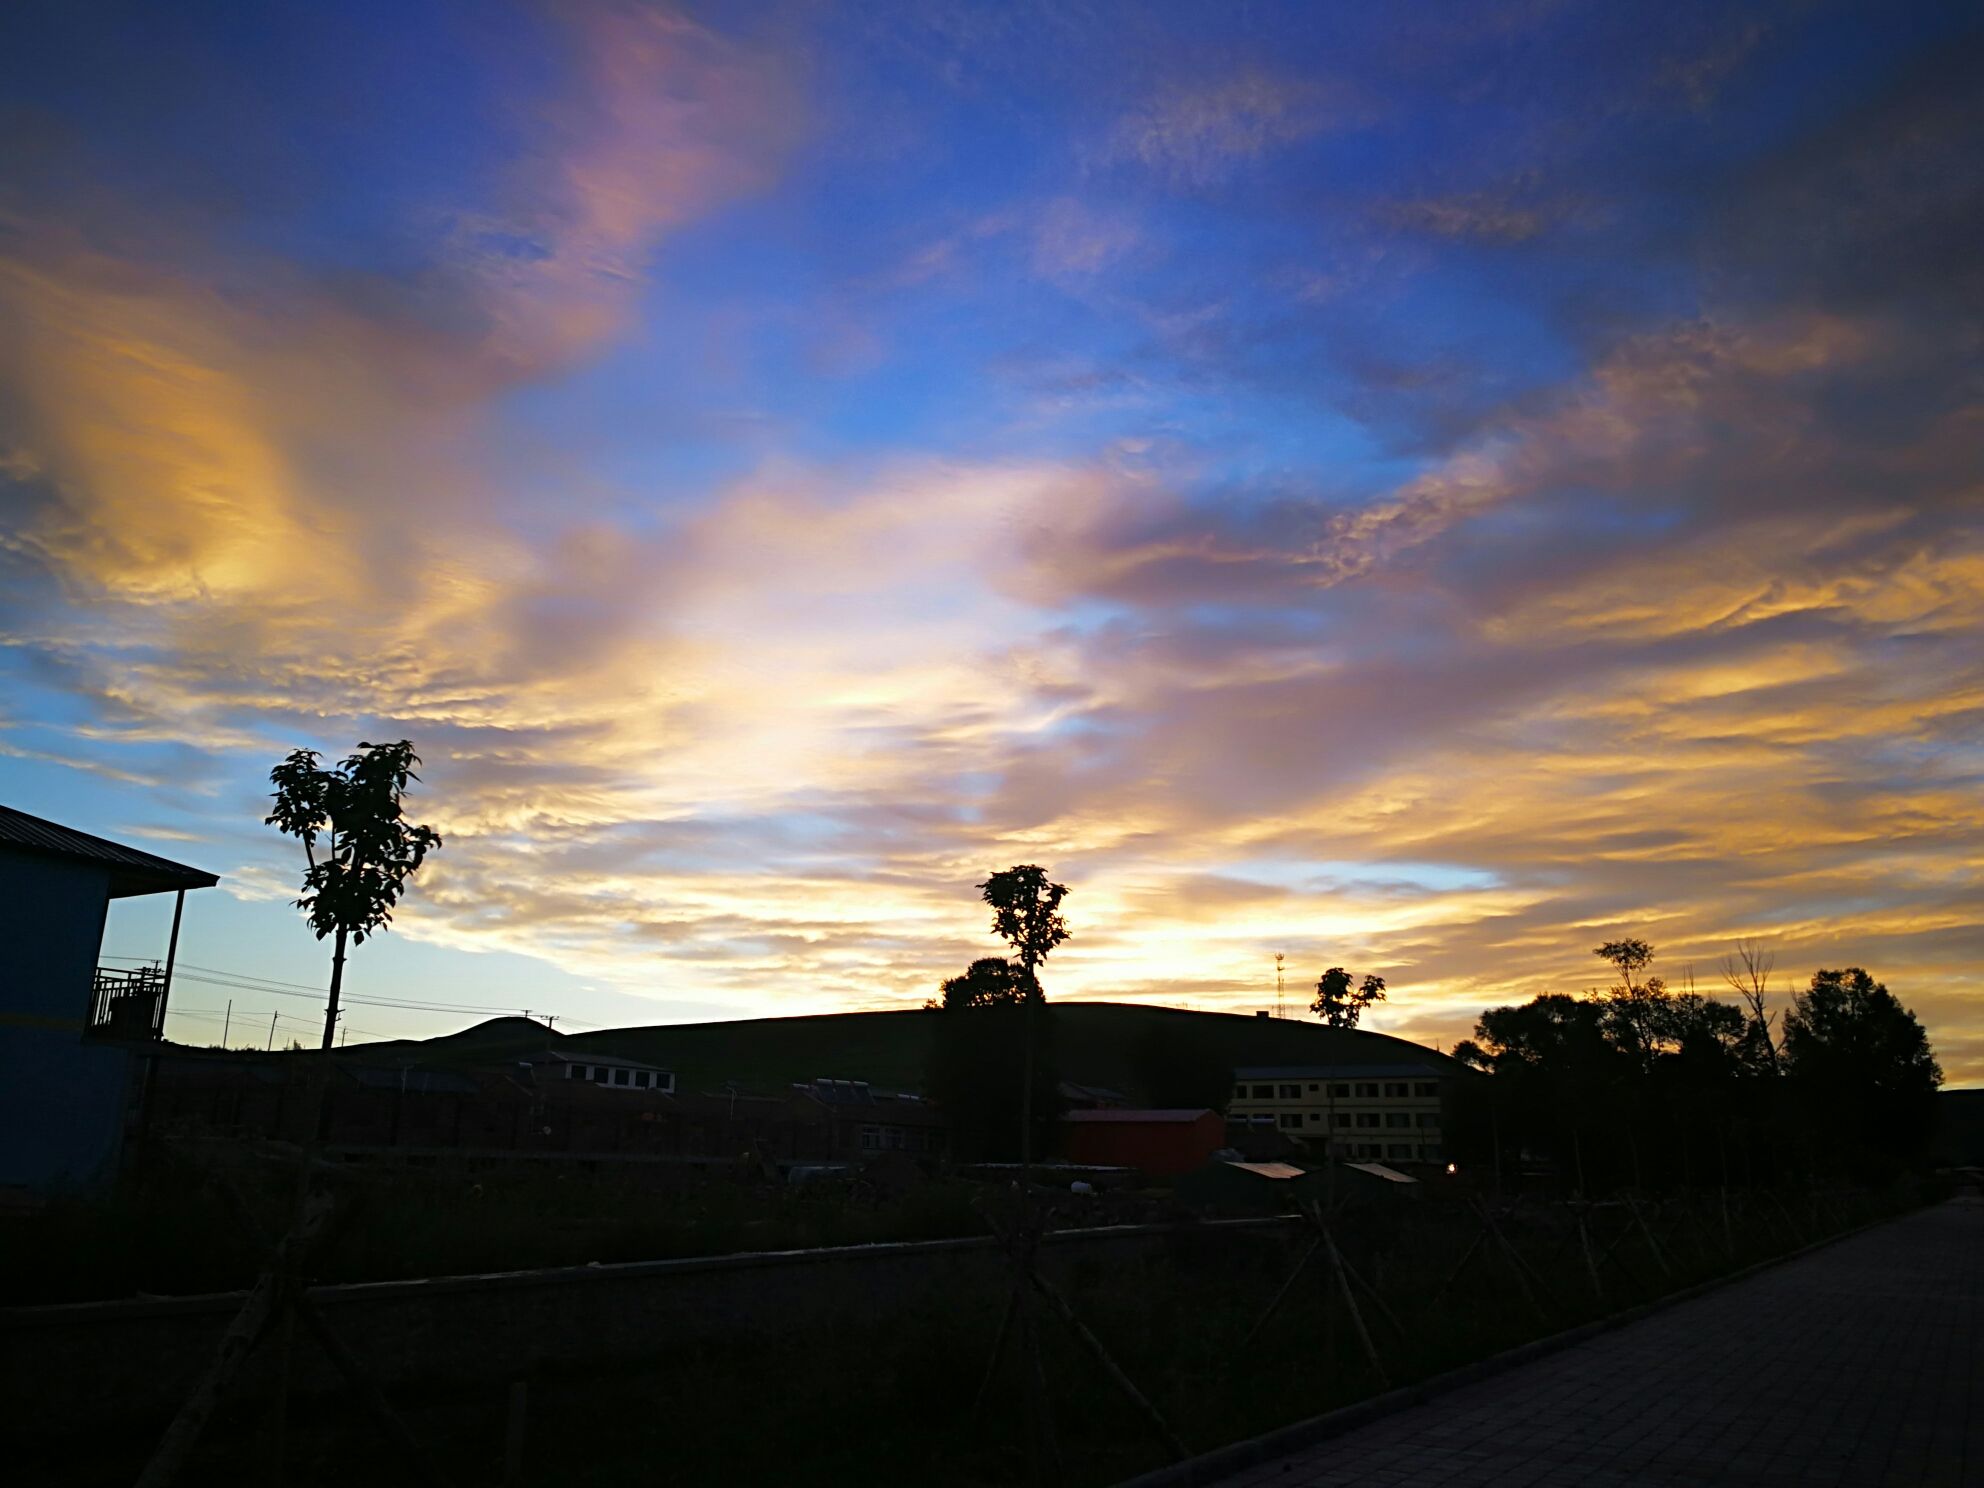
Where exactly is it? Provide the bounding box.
[88,964,167,1042]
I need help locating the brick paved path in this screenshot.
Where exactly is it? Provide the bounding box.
[1210,1198,1982,1488]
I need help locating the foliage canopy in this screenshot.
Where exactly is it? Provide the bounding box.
[1311,967,1387,1028]
[266,739,442,946]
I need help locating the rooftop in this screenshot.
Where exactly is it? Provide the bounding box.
[1225,1161,1307,1180]
[1234,1064,1448,1081]
[0,803,219,899]
[534,1050,671,1071]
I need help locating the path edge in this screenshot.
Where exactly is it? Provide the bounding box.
[1113,1206,1907,1488]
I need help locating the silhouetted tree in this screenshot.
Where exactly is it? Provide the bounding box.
[1720,938,1780,1073]
[1593,938,1667,1071]
[926,867,1071,1163]
[266,740,442,1050]
[1783,967,1942,1172]
[979,865,1069,1000]
[1311,966,1387,1028]
[1449,1038,1491,1072]
[1661,992,1750,1077]
[1456,946,1945,1192]
[938,956,1026,1011]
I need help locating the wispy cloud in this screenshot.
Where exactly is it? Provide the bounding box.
[1103,71,1362,186]
[2,1,1980,1079]
[1380,193,1550,245]
[441,1,801,371]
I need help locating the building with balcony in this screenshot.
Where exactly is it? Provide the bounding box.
[1226,1063,1450,1165]
[0,803,216,1198]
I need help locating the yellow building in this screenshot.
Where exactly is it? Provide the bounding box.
[1227,1063,1448,1164]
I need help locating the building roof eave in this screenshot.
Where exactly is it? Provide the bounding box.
[0,803,219,897]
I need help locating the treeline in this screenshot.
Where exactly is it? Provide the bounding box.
[1447,940,1945,1190]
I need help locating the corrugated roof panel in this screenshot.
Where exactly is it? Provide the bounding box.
[1225,1161,1307,1179]
[1342,1161,1420,1184]
[0,803,219,896]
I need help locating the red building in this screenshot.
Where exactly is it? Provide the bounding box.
[1061,1108,1226,1177]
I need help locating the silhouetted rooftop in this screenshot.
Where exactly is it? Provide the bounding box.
[1234,1063,1448,1081]
[0,803,219,899]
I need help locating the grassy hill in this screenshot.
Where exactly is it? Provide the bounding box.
[352,1002,1459,1101]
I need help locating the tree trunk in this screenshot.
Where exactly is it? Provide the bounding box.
[320,925,348,1051]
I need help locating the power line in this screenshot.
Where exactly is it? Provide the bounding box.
[108,952,568,1027]
[167,969,524,1017]
[161,1005,395,1042]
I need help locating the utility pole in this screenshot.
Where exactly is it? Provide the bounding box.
[222,1000,232,1049]
[267,1011,278,1051]
[340,1026,348,1048]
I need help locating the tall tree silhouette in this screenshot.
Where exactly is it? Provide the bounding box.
[980,865,1069,1000]
[1783,967,1942,1170]
[1720,938,1780,1073]
[266,740,442,1049]
[979,865,1070,1167]
[1593,938,1667,1070]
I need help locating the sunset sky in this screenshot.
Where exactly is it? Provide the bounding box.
[2,2,1978,1079]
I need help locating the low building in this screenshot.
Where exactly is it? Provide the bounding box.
[1061,1108,1226,1176]
[147,1049,952,1170]
[792,1077,948,1159]
[1227,1063,1449,1165]
[0,804,216,1197]
[528,1049,675,1094]
[1177,1158,1327,1213]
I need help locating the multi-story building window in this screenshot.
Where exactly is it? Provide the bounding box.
[1227,1062,1453,1164]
